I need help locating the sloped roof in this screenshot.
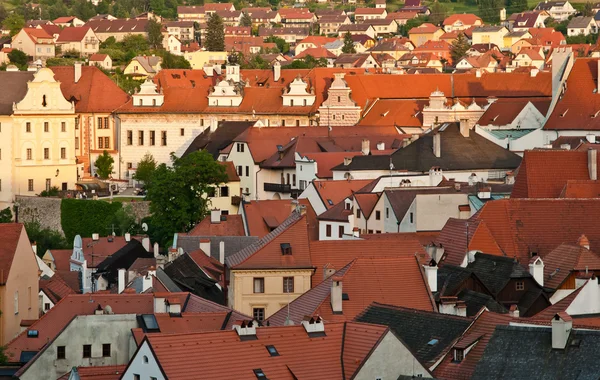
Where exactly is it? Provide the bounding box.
[84,18,149,34]
[443,13,482,26]
[353,192,380,218]
[39,274,76,304]
[467,252,532,295]
[57,365,126,380]
[56,26,91,42]
[295,46,337,59]
[476,98,550,127]
[312,179,375,210]
[0,224,26,284]
[187,214,245,237]
[242,198,317,239]
[0,72,35,115]
[560,179,600,198]
[162,253,223,304]
[542,243,600,289]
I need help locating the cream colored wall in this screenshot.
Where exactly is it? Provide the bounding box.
[123,60,152,77]
[0,228,40,345]
[184,51,228,69]
[229,269,313,318]
[60,29,99,56]
[0,116,14,209]
[209,180,240,215]
[12,30,36,58]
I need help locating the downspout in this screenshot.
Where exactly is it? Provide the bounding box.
[255,166,262,200]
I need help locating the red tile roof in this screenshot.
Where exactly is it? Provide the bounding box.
[353,192,380,218]
[0,223,26,284]
[542,243,600,288]
[187,214,245,236]
[57,365,126,380]
[312,179,375,210]
[22,27,53,43]
[154,312,230,333]
[242,198,317,239]
[409,23,441,34]
[89,53,108,61]
[53,16,77,23]
[39,274,76,304]
[560,179,600,198]
[56,26,91,42]
[443,13,482,26]
[511,149,599,198]
[142,321,389,379]
[437,218,504,267]
[476,98,550,127]
[295,46,337,59]
[298,36,338,46]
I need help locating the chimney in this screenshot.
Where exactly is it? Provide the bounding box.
[211,209,221,224]
[361,139,370,155]
[153,294,167,313]
[74,61,82,83]
[301,315,324,334]
[352,227,359,238]
[233,320,257,337]
[588,149,597,180]
[343,157,353,166]
[31,242,37,255]
[204,63,214,77]
[579,234,590,250]
[586,134,596,144]
[509,304,519,318]
[273,61,281,81]
[199,239,211,256]
[142,272,153,292]
[142,237,150,252]
[476,69,482,78]
[166,298,181,314]
[552,313,572,349]
[529,256,544,287]
[530,68,539,77]
[459,119,470,138]
[331,276,343,314]
[210,118,218,133]
[219,241,225,264]
[118,268,126,294]
[433,133,441,158]
[124,233,131,242]
[153,242,159,258]
[423,259,438,292]
[376,141,385,150]
[92,233,99,241]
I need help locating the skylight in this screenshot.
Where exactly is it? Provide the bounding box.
[427,339,439,346]
[253,369,267,379]
[27,330,39,338]
[266,345,279,356]
[142,314,159,331]
[327,199,334,205]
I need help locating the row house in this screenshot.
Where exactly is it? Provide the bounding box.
[84,18,149,42]
[259,27,309,44]
[318,14,350,35]
[12,28,55,60]
[337,23,376,39]
[177,3,236,22]
[277,9,316,28]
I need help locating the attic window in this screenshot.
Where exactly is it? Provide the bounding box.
[453,348,464,363]
[281,243,292,255]
[27,330,39,338]
[253,369,266,379]
[266,345,279,356]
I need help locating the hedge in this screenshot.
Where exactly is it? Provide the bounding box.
[60,199,124,242]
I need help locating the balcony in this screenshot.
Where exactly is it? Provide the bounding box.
[264,183,291,193]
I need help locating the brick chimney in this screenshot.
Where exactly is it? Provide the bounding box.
[552,313,572,350]
[588,149,597,180]
[331,276,343,314]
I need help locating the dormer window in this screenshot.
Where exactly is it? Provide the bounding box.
[281,243,292,255]
[515,281,525,291]
[453,348,464,362]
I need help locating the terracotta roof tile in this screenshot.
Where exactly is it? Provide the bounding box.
[242,199,317,239]
[353,192,380,218]
[542,243,600,288]
[56,26,91,42]
[295,46,337,59]
[57,365,126,380]
[443,14,482,25]
[561,180,600,198]
[477,98,550,127]
[312,179,375,210]
[39,274,76,304]
[187,214,245,236]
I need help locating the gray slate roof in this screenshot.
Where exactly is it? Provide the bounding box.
[472,325,600,380]
[0,72,34,115]
[176,235,259,262]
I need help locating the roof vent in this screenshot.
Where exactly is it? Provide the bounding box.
[233,320,258,340]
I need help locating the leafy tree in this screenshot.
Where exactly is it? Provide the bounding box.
[134,153,157,184]
[0,345,7,364]
[399,16,427,36]
[0,207,12,223]
[8,49,28,69]
[507,0,528,13]
[40,186,60,197]
[122,34,149,54]
[94,150,114,179]
[285,55,328,69]
[240,11,252,27]
[0,4,7,25]
[428,1,447,25]
[111,204,140,236]
[3,13,25,37]
[24,221,70,258]
[265,36,290,54]
[72,0,97,21]
[145,151,228,246]
[342,32,356,54]
[205,13,225,51]
[146,18,164,49]
[450,33,470,64]
[159,51,192,69]
[584,1,594,16]
[478,0,503,23]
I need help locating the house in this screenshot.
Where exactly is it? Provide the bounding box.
[409,23,444,46]
[162,34,182,56]
[259,27,309,44]
[55,27,99,56]
[38,273,76,313]
[295,47,337,65]
[360,18,398,36]
[162,250,224,303]
[510,48,545,70]
[88,53,112,70]
[472,26,509,50]
[177,3,236,22]
[386,11,419,25]
[277,9,316,27]
[506,11,549,32]
[534,0,576,21]
[295,36,338,55]
[398,52,444,71]
[0,224,40,344]
[443,14,483,32]
[567,16,597,36]
[224,26,251,37]
[455,52,500,72]
[354,7,387,21]
[123,55,162,79]
[84,18,149,42]
[164,20,195,41]
[503,31,532,50]
[414,39,452,63]
[317,14,350,35]
[184,50,228,69]
[367,37,414,59]
[338,23,376,39]
[53,16,85,27]
[334,53,381,68]
[12,27,55,60]
[300,178,375,215]
[121,320,433,379]
[376,0,387,8]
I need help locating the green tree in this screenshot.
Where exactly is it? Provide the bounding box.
[286,55,328,69]
[342,32,356,54]
[3,13,25,37]
[94,150,114,179]
[24,221,70,258]
[72,0,97,21]
[265,36,290,54]
[0,207,12,223]
[450,33,470,64]
[159,51,192,68]
[134,153,157,184]
[507,0,528,13]
[240,11,252,27]
[205,13,225,51]
[478,0,503,23]
[584,1,594,16]
[111,204,140,236]
[399,16,427,37]
[428,1,447,25]
[0,4,8,25]
[145,151,228,246]
[146,18,164,49]
[8,49,28,69]
[122,34,149,54]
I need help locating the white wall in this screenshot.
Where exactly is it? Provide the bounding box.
[383,193,401,233]
[415,193,468,231]
[121,340,165,380]
[226,142,258,199]
[298,183,327,215]
[566,277,600,316]
[319,220,352,240]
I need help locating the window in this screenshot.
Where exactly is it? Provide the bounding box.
[410,212,414,224]
[102,343,111,357]
[337,96,341,102]
[220,186,229,197]
[356,209,361,218]
[376,210,381,220]
[62,182,67,190]
[368,229,373,234]
[45,179,51,191]
[14,291,18,314]
[237,165,243,176]
[253,308,265,321]
[326,224,332,237]
[44,303,50,311]
[253,278,264,293]
[104,117,109,129]
[26,122,31,132]
[97,117,102,129]
[143,356,149,363]
[0,179,2,191]
[133,375,140,380]
[245,166,249,177]
[44,148,50,160]
[180,128,185,136]
[26,148,32,160]
[75,137,79,149]
[127,130,132,145]
[57,346,66,360]
[453,348,464,362]
[292,174,296,186]
[266,345,279,356]
[61,122,66,132]
[83,344,92,358]
[516,281,525,291]
[28,179,33,192]
[149,131,155,145]
[386,207,389,218]
[161,131,167,146]
[339,226,345,238]
[299,180,307,190]
[44,122,49,132]
[98,137,104,149]
[236,143,245,152]
[282,120,286,126]
[138,131,144,145]
[283,277,294,293]
[104,137,110,149]
[253,368,266,378]
[286,173,290,185]
[281,243,292,255]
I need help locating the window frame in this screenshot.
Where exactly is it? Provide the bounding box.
[82,344,92,358]
[253,278,265,294]
[283,277,294,293]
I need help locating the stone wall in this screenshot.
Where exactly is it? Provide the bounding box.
[123,200,152,223]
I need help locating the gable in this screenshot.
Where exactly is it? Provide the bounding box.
[122,340,166,380]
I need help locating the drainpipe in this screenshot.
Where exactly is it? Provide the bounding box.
[255,166,262,200]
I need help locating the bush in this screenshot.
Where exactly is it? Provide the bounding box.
[60,198,124,242]
[40,186,60,197]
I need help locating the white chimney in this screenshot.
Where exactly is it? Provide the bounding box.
[586,134,596,144]
[142,237,150,252]
[92,233,99,241]
[510,304,520,318]
[331,277,343,314]
[166,299,181,314]
[153,242,159,258]
[476,69,482,78]
[233,320,257,336]
[433,133,441,158]
[424,261,438,292]
[210,118,218,133]
[142,273,153,292]
[74,61,82,83]
[273,61,281,82]
[200,239,211,256]
[588,149,597,180]
[352,227,359,238]
[551,313,572,349]
[460,119,470,138]
[529,256,544,287]
[219,241,225,264]
[124,233,131,242]
[376,141,385,151]
[361,139,370,155]
[211,209,221,224]
[153,295,167,313]
[118,268,126,294]
[204,64,214,77]
[301,316,325,333]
